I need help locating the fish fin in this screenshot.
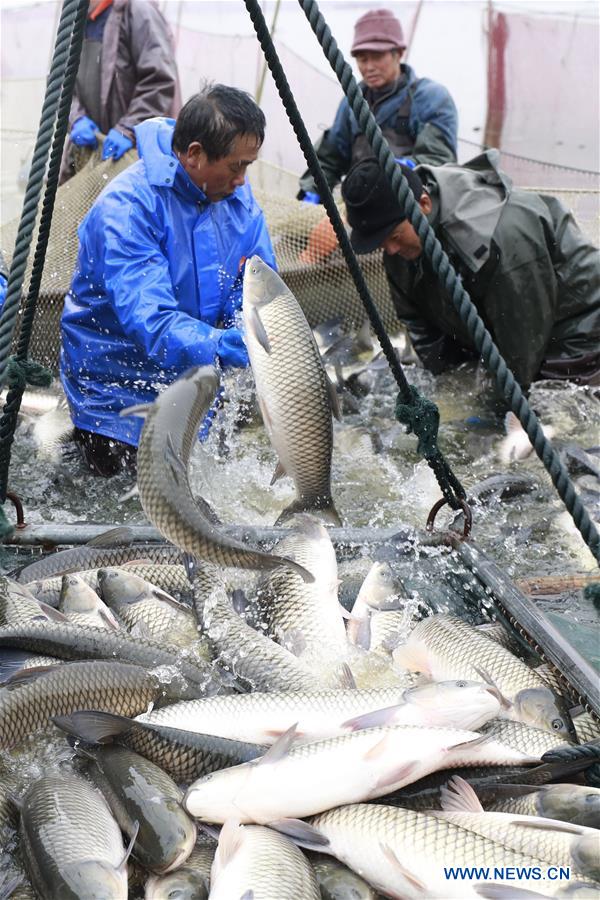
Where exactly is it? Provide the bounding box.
[270,460,287,485]
[4,665,59,689]
[392,637,431,674]
[37,601,69,623]
[342,704,401,732]
[275,499,342,528]
[217,818,244,867]
[98,608,121,631]
[504,411,522,435]
[381,632,403,653]
[268,818,329,848]
[239,892,254,900]
[337,603,352,620]
[325,371,342,422]
[320,501,343,527]
[248,306,271,353]
[375,761,419,791]
[165,432,187,486]
[508,818,587,836]
[7,790,22,812]
[149,586,188,611]
[194,494,223,526]
[119,820,139,870]
[347,612,372,650]
[52,710,133,744]
[447,732,496,753]
[440,775,484,812]
[474,666,513,710]
[334,663,356,690]
[380,844,429,894]
[259,723,298,764]
[86,526,134,548]
[120,403,152,419]
[0,650,40,683]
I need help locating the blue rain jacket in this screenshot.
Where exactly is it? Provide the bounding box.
[60,117,275,446]
[328,64,457,165]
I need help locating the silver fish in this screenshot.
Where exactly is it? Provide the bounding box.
[183,724,537,823]
[27,562,193,608]
[97,567,201,650]
[243,254,341,524]
[125,364,312,580]
[394,614,575,738]
[209,820,320,899]
[482,783,600,829]
[297,802,586,898]
[19,773,128,899]
[254,515,348,667]
[59,573,121,631]
[0,576,68,626]
[16,540,182,584]
[0,660,163,749]
[144,833,216,900]
[75,743,197,874]
[436,776,599,878]
[193,564,323,693]
[54,709,267,784]
[0,621,220,699]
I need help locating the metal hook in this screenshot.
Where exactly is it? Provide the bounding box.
[426,497,472,540]
[5,491,26,529]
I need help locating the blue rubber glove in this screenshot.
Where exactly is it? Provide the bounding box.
[102,128,134,161]
[216,327,249,369]
[302,191,321,204]
[0,273,7,314]
[70,116,99,147]
[395,156,416,170]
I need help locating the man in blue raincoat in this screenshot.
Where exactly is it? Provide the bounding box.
[60,84,275,476]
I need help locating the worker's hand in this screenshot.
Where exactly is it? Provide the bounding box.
[302,191,321,204]
[70,116,99,148]
[298,215,339,265]
[395,156,416,170]
[216,327,249,369]
[102,128,134,161]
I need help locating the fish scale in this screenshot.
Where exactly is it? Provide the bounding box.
[255,520,347,663]
[479,718,575,756]
[401,615,547,693]
[133,365,310,579]
[243,256,339,521]
[0,660,159,749]
[27,564,193,608]
[195,577,323,693]
[19,773,127,899]
[136,687,409,744]
[306,804,593,897]
[15,544,182,585]
[0,621,219,697]
[209,823,320,900]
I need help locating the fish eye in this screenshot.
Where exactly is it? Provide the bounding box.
[551,718,564,730]
[455,680,467,688]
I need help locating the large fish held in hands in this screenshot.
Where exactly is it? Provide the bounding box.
[123,365,312,582]
[243,255,342,525]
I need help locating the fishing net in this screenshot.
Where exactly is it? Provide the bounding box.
[0,151,597,375]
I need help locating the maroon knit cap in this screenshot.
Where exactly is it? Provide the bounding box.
[351,8,406,55]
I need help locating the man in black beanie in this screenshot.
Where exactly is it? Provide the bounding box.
[341,153,600,389]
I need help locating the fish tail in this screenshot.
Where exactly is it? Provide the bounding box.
[275,497,342,527]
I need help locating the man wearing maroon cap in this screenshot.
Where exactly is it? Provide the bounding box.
[298,7,458,202]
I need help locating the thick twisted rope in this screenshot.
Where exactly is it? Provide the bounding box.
[243,0,466,511]
[296,0,599,564]
[0,0,88,518]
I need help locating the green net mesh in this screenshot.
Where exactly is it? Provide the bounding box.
[1,151,598,375]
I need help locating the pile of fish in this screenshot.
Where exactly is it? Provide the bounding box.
[0,256,599,899]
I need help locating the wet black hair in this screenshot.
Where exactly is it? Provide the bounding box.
[172,83,266,160]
